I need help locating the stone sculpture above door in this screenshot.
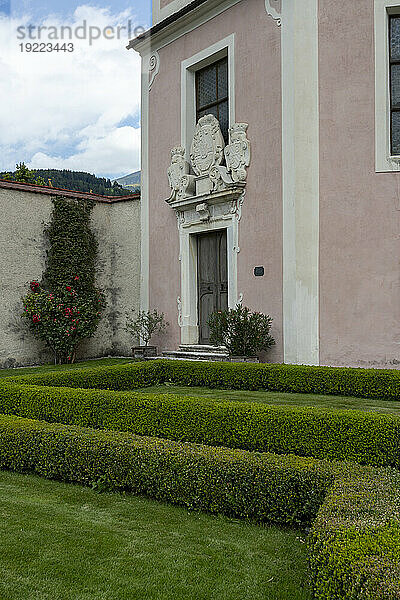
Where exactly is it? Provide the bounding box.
[165,114,250,214]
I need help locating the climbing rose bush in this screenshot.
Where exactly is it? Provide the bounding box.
[22,279,105,363]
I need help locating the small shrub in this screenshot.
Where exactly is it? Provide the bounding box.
[125,309,169,346]
[208,304,275,356]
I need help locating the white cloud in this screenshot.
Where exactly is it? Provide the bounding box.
[30,125,140,175]
[0,5,142,177]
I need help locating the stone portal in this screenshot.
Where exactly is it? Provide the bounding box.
[165,114,250,345]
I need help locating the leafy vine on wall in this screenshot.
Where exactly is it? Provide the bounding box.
[22,196,106,364]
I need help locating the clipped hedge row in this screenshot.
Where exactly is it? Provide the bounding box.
[0,382,399,469]
[8,360,162,391]
[0,413,399,599]
[9,359,400,400]
[309,462,400,599]
[0,414,330,526]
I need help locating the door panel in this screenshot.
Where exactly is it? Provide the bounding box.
[197,230,228,344]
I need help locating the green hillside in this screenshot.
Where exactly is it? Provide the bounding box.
[1,168,136,197]
[113,171,141,192]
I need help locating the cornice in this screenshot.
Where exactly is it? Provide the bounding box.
[129,0,242,55]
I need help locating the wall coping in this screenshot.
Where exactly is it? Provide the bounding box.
[0,180,140,204]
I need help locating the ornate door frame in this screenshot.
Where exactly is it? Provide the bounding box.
[177,200,242,345]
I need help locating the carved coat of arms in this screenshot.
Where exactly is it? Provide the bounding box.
[167,147,195,202]
[190,114,225,176]
[166,115,250,204]
[224,123,251,183]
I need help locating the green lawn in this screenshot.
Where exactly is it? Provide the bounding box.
[136,384,400,414]
[0,471,310,600]
[0,358,133,380]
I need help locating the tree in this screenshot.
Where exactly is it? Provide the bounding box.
[2,162,45,186]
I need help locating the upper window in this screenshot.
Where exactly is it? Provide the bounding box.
[196,57,229,143]
[374,1,400,171]
[389,16,400,154]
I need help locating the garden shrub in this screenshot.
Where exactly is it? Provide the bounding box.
[0,414,330,526]
[8,360,162,390]
[0,383,399,469]
[308,462,400,599]
[9,359,400,400]
[0,414,398,598]
[208,304,275,356]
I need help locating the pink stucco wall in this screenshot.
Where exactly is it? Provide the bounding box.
[318,0,400,367]
[160,0,176,8]
[148,0,283,358]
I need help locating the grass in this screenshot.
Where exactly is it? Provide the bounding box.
[0,471,310,600]
[0,358,133,380]
[135,384,400,414]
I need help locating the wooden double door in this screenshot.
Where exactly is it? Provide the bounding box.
[197,230,228,344]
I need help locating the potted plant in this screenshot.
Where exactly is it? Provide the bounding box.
[125,309,169,359]
[208,304,275,362]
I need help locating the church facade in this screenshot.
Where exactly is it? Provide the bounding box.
[129,0,400,368]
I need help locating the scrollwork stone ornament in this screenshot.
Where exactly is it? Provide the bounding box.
[177,297,183,328]
[230,190,246,223]
[265,0,282,26]
[209,165,234,192]
[175,210,185,227]
[190,114,225,177]
[224,123,251,184]
[148,51,160,91]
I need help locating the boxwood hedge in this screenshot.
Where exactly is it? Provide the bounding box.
[0,414,398,599]
[0,382,399,469]
[0,414,329,526]
[9,359,400,400]
[309,462,400,599]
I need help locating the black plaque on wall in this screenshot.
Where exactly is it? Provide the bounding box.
[254,266,264,277]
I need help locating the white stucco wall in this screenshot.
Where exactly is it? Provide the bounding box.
[0,187,140,367]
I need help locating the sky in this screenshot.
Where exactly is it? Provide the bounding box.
[0,0,151,179]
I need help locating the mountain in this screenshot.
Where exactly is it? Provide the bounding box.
[113,171,141,191]
[0,168,136,197]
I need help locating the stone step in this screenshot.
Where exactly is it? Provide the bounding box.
[162,350,229,362]
[178,344,227,354]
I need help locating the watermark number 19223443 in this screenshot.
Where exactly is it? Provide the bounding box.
[19,43,74,53]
